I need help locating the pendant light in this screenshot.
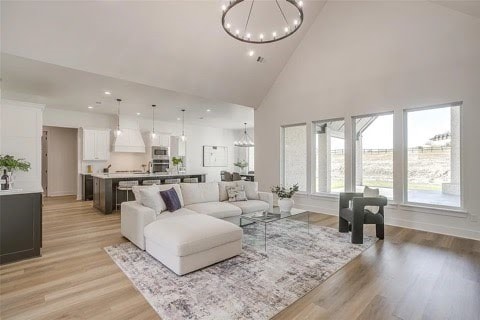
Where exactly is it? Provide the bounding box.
[234,122,254,147]
[180,109,186,142]
[151,104,157,139]
[115,99,122,136]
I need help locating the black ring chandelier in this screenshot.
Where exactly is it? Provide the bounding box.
[221,0,304,44]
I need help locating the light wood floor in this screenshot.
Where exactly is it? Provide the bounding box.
[1,196,479,320]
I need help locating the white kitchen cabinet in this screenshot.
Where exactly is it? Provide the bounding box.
[83,129,110,161]
[151,134,170,147]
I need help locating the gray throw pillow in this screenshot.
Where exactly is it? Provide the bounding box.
[226,185,247,202]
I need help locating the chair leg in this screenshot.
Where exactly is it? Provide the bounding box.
[339,216,349,233]
[351,222,364,244]
[376,223,384,240]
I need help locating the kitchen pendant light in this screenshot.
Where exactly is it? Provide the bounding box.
[115,98,122,136]
[235,123,254,147]
[180,109,186,142]
[151,104,157,139]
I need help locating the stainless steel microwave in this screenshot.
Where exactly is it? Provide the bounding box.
[152,146,169,160]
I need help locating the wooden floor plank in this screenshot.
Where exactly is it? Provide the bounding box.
[1,196,479,320]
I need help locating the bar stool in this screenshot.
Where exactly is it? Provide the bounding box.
[116,180,138,210]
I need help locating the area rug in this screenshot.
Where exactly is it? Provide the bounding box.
[105,219,375,320]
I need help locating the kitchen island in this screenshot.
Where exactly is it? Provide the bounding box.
[91,173,206,214]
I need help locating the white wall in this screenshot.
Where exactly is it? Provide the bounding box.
[255,1,480,240]
[0,99,44,192]
[43,126,77,196]
[43,108,238,198]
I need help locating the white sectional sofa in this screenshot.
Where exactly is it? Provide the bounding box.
[120,181,273,275]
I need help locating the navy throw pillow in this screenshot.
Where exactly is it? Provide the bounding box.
[160,188,182,212]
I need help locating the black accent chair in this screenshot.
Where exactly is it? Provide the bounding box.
[339,193,387,244]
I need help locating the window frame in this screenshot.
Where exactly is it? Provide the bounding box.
[403,102,464,210]
[351,111,394,199]
[311,117,346,196]
[280,123,308,192]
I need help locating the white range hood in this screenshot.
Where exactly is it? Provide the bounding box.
[112,116,146,153]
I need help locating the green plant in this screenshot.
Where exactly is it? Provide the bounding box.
[233,160,248,169]
[172,157,183,166]
[0,155,31,172]
[271,183,299,199]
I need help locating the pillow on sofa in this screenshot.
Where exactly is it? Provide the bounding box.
[158,184,184,207]
[160,188,182,212]
[226,185,247,202]
[364,186,380,213]
[180,182,219,205]
[236,181,260,200]
[138,185,166,214]
[218,181,237,202]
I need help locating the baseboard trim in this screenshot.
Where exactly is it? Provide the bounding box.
[48,191,76,197]
[295,203,480,241]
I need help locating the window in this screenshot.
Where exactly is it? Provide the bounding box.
[282,124,307,191]
[248,147,255,172]
[353,113,393,198]
[313,119,345,194]
[405,104,461,207]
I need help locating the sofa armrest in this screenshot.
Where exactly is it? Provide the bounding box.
[258,192,274,212]
[121,201,156,250]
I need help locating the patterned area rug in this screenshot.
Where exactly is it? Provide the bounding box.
[105,219,375,320]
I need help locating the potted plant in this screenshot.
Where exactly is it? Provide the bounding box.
[233,160,248,174]
[172,156,183,173]
[271,183,299,212]
[0,155,31,189]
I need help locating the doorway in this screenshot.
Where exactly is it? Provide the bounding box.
[42,126,78,197]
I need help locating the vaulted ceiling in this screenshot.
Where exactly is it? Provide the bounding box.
[1,0,327,108]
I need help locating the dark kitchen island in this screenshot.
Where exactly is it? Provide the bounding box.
[91,173,206,214]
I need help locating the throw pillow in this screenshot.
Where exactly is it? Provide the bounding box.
[218,181,237,202]
[158,184,184,207]
[236,181,260,200]
[138,184,166,214]
[364,186,380,213]
[160,188,182,212]
[226,185,247,202]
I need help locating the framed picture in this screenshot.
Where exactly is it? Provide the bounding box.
[203,146,228,167]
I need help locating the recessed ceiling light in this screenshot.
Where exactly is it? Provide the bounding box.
[177,117,181,121]
[136,112,141,116]
[88,105,93,109]
[206,109,211,112]
[248,50,255,57]
[104,91,111,95]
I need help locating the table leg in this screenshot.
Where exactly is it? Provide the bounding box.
[264,223,267,252]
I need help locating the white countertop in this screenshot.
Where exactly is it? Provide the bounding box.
[0,188,43,196]
[90,172,207,179]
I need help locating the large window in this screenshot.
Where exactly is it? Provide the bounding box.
[353,113,393,198]
[313,119,345,194]
[248,147,255,172]
[282,124,307,191]
[405,104,461,207]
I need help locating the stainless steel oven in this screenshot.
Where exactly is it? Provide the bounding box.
[152,159,170,173]
[152,146,169,160]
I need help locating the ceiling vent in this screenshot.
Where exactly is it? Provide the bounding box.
[256,56,265,63]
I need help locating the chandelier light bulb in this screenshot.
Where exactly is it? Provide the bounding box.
[293,19,299,26]
[284,26,289,33]
[221,4,227,11]
[248,50,255,57]
[272,31,277,38]
[298,1,303,7]
[226,23,231,29]
[235,29,240,36]
[259,33,264,40]
[246,33,251,39]
[116,129,122,136]
[151,131,156,139]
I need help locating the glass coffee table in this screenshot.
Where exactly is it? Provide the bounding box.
[240,207,309,251]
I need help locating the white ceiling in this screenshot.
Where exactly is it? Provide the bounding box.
[431,1,480,19]
[1,0,326,108]
[1,54,254,130]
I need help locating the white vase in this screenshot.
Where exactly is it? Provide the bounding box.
[278,198,294,212]
[7,172,14,190]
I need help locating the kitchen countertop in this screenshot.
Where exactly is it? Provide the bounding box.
[90,172,207,179]
[0,188,43,196]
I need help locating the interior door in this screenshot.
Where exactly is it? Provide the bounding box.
[41,130,48,196]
